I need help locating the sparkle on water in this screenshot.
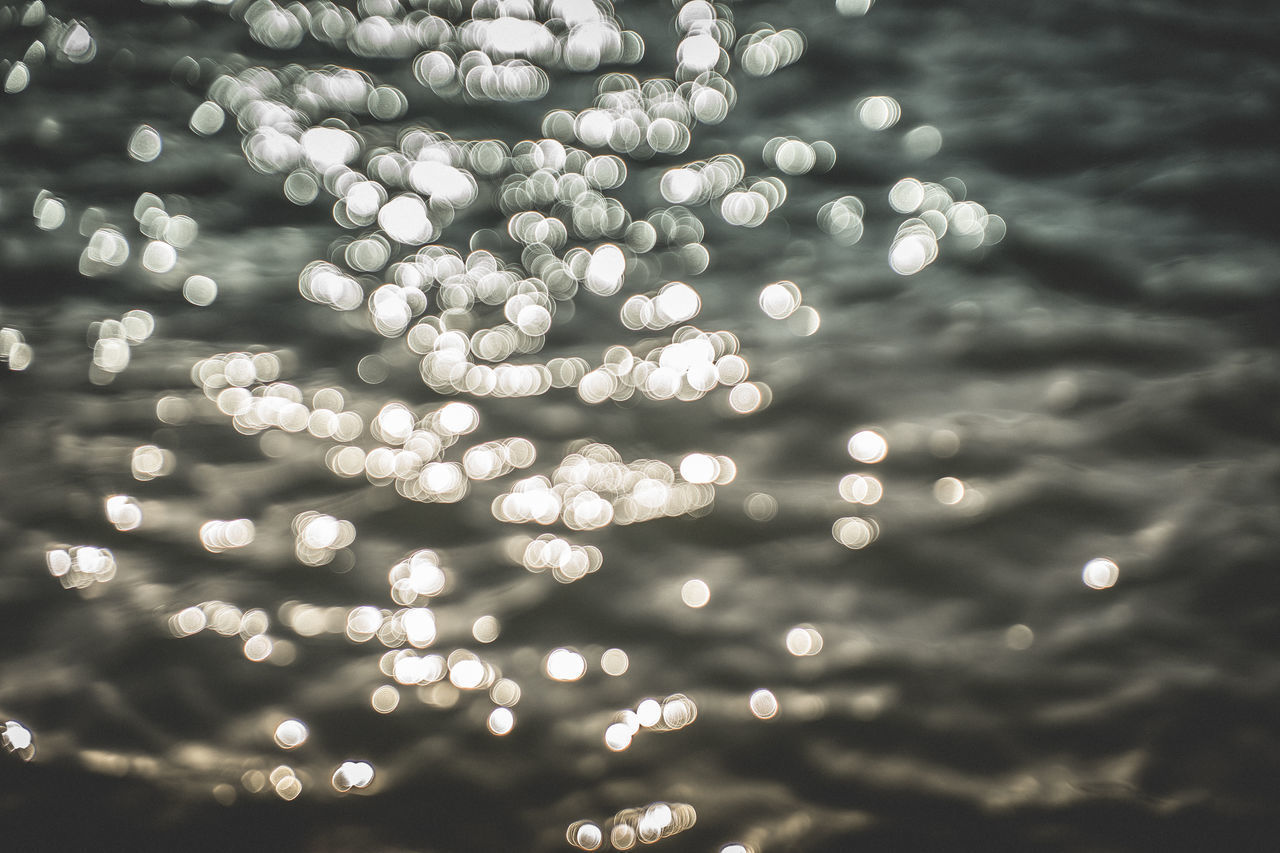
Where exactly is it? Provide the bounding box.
[0,0,1029,845]
[487,706,515,736]
[544,647,588,682]
[1083,557,1120,590]
[3,721,35,761]
[571,801,696,850]
[600,648,629,676]
[785,625,825,657]
[749,688,780,720]
[272,719,308,750]
[847,429,889,464]
[680,578,711,608]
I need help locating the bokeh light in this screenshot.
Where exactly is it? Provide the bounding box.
[680,578,711,608]
[848,430,888,463]
[1083,557,1119,590]
[749,688,779,719]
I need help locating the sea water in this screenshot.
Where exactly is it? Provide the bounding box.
[1,1,1279,850]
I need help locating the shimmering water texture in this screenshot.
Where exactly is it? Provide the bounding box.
[3,0,1280,851]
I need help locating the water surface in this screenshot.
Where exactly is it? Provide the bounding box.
[2,1,1279,850]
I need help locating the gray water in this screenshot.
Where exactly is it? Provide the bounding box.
[2,1,1279,850]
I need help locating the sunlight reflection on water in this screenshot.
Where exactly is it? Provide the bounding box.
[3,0,1279,850]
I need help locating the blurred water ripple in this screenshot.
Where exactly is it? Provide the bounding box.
[2,0,1279,851]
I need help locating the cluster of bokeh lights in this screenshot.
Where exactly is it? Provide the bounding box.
[0,0,1094,847]
[604,693,697,752]
[567,800,697,851]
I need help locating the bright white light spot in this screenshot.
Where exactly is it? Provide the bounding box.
[128,125,162,162]
[836,0,874,14]
[569,821,603,851]
[774,139,816,175]
[273,719,308,749]
[332,760,375,792]
[661,694,697,729]
[848,430,888,463]
[857,95,901,131]
[34,195,65,230]
[375,403,415,444]
[408,161,477,206]
[655,282,700,324]
[660,168,702,204]
[449,658,485,689]
[199,518,256,553]
[681,578,710,608]
[142,240,177,273]
[189,101,225,136]
[243,634,272,662]
[728,382,766,414]
[438,401,479,435]
[402,608,437,648]
[516,304,552,336]
[164,215,198,248]
[721,190,769,227]
[585,243,626,295]
[749,689,779,719]
[4,62,30,94]
[301,126,359,170]
[604,722,633,751]
[889,231,937,276]
[345,606,382,641]
[785,625,824,656]
[87,227,130,267]
[759,281,801,319]
[371,684,400,714]
[104,495,142,531]
[61,22,96,64]
[934,477,965,505]
[601,648,629,676]
[4,721,33,752]
[677,32,720,73]
[636,698,661,728]
[1083,557,1119,590]
[838,474,883,505]
[833,516,879,549]
[889,177,925,214]
[679,453,719,484]
[5,340,32,371]
[170,606,206,637]
[545,648,587,682]
[487,706,515,735]
[301,515,340,549]
[183,275,217,306]
[378,194,432,244]
[472,614,500,644]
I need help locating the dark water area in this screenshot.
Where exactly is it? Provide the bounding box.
[2,0,1279,850]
